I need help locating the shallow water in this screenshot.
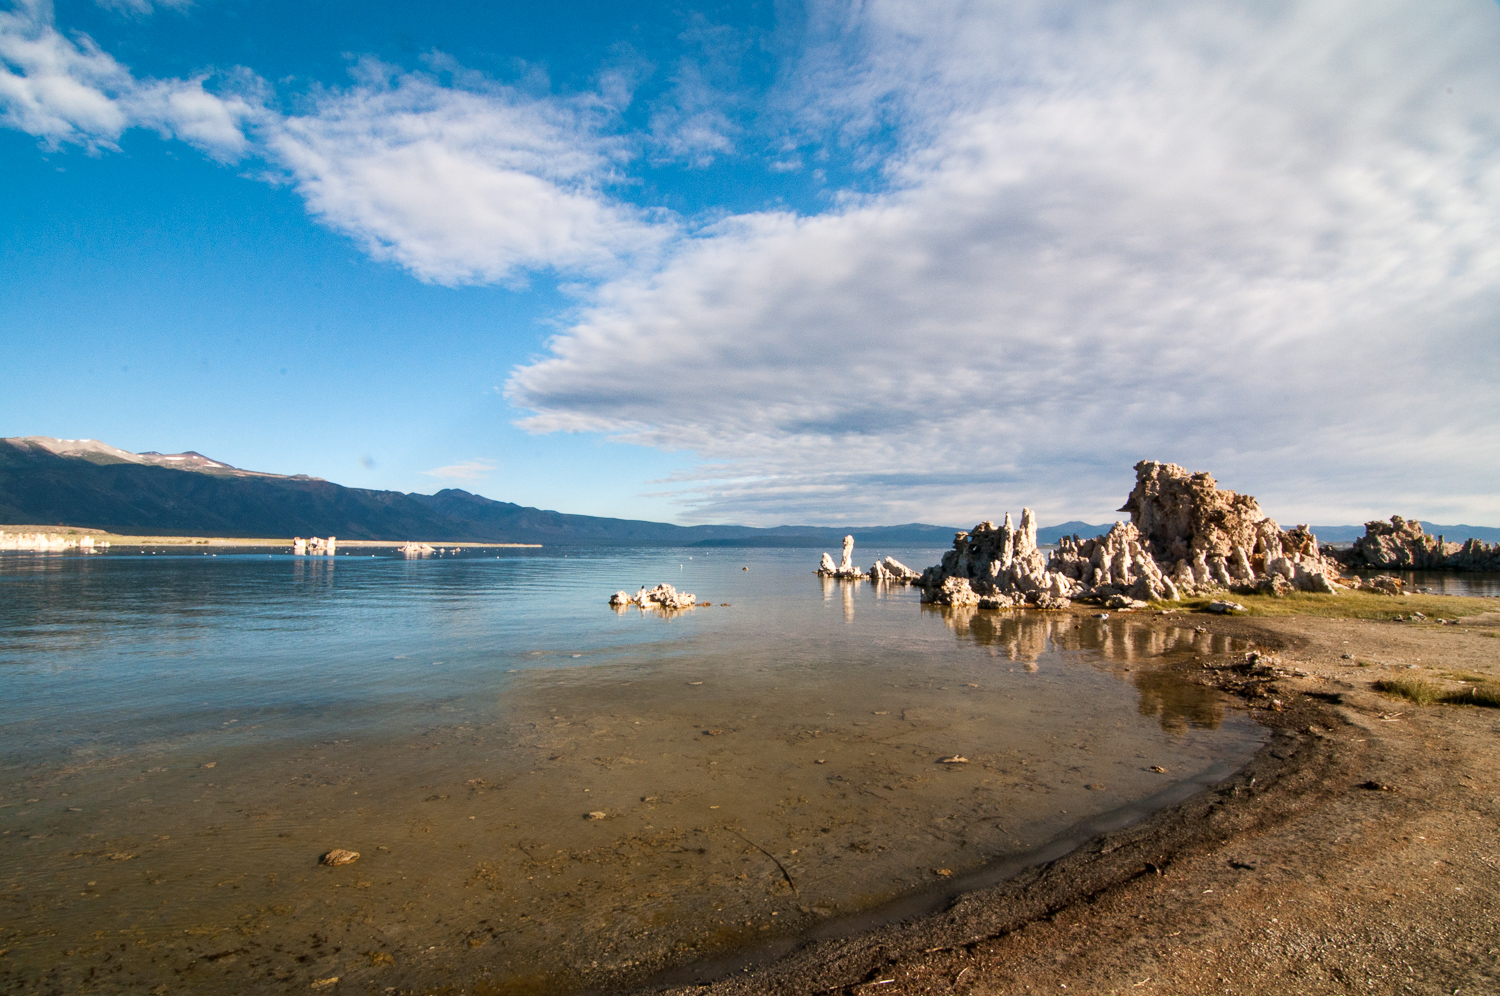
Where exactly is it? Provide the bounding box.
[0,547,1263,994]
[1344,568,1500,599]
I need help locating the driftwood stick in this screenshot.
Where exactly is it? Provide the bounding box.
[724,826,798,896]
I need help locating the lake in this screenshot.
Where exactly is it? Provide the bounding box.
[0,545,1266,994]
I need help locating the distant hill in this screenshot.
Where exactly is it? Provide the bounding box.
[0,436,967,547]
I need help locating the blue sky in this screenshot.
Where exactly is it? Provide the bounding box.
[3,0,1499,527]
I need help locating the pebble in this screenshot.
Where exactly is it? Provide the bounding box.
[585,811,608,820]
[320,849,360,866]
[939,756,969,764]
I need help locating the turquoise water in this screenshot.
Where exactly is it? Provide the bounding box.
[0,546,1263,994]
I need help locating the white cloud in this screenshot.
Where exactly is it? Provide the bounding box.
[421,458,497,482]
[263,64,672,285]
[0,0,255,156]
[509,0,1500,525]
[93,0,193,17]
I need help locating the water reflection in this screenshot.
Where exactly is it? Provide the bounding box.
[0,550,1263,996]
[928,606,1239,732]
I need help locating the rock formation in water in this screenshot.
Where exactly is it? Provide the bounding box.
[1337,516,1500,572]
[0,530,107,552]
[869,556,921,583]
[1049,462,1346,600]
[918,509,1075,609]
[609,583,698,610]
[814,535,920,582]
[294,536,337,556]
[920,461,1350,609]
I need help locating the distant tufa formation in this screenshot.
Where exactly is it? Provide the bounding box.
[815,534,922,583]
[920,461,1351,609]
[1338,516,1500,572]
[0,530,108,552]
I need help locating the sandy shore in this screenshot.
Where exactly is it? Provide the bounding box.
[665,606,1500,996]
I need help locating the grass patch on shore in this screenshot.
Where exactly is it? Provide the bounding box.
[1372,677,1444,705]
[1172,591,1497,620]
[1441,684,1500,708]
[1374,677,1500,709]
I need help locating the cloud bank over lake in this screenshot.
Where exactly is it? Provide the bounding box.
[3,0,1497,525]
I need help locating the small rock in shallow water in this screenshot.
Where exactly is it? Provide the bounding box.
[320,849,359,866]
[585,811,608,820]
[939,756,969,764]
[1149,766,1167,773]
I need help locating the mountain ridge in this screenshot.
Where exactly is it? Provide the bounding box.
[5,438,1494,547]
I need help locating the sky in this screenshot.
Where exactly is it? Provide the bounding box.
[2,0,1498,528]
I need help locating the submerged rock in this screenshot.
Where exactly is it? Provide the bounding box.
[320,849,360,866]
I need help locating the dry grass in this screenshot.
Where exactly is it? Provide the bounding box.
[1372,677,1444,706]
[1441,684,1500,709]
[1173,590,1496,620]
[1373,676,1500,709]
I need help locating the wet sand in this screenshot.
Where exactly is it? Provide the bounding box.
[680,608,1500,996]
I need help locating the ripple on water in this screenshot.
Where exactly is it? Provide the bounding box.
[0,549,1264,994]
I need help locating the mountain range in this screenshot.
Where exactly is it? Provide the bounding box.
[0,436,967,547]
[4,437,1493,547]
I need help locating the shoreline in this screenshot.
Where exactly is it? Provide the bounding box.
[653,605,1500,996]
[0,525,541,548]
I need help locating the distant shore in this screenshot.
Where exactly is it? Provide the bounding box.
[0,525,541,548]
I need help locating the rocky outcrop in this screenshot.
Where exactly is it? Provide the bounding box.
[1054,462,1345,600]
[919,510,1075,609]
[815,537,921,583]
[816,536,869,580]
[0,530,108,552]
[609,583,697,610]
[921,461,1348,609]
[1340,516,1500,571]
[294,536,337,556]
[869,556,921,583]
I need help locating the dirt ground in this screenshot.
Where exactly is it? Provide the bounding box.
[663,608,1500,996]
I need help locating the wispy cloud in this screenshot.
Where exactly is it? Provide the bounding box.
[0,0,256,156]
[420,458,497,482]
[508,0,1500,524]
[5,0,1500,524]
[263,61,673,286]
[0,5,673,283]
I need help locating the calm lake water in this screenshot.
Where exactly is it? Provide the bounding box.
[0,546,1265,995]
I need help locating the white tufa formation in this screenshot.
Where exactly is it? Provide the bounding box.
[920,461,1349,610]
[609,583,697,610]
[815,535,921,583]
[0,530,107,552]
[919,510,1074,609]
